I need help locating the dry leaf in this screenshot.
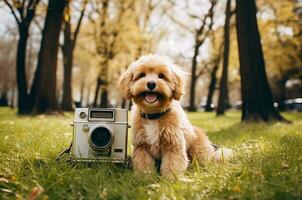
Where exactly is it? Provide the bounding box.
[28,186,44,200]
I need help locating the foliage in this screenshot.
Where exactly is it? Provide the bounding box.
[258,0,302,80]
[1,108,302,199]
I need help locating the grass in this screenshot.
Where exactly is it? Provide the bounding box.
[0,107,302,199]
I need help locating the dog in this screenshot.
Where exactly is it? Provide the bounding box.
[118,54,232,178]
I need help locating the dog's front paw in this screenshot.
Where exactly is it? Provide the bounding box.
[132,146,156,174]
[160,151,188,179]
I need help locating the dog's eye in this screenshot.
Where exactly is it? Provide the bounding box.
[139,73,146,78]
[158,73,165,79]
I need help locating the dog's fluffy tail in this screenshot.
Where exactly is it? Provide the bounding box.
[212,145,234,161]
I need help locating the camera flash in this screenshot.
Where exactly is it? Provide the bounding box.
[79,112,87,119]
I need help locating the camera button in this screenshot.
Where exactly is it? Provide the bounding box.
[83,124,90,132]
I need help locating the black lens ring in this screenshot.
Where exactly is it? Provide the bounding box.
[88,126,113,150]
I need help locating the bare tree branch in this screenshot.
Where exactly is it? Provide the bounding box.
[3,0,21,24]
[73,0,88,45]
[33,17,43,31]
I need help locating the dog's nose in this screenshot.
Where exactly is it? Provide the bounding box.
[147,81,156,90]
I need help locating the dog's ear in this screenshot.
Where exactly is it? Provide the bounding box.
[171,65,188,100]
[118,69,133,100]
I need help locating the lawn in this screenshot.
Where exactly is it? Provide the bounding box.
[0,107,302,200]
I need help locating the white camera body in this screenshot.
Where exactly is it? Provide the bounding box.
[71,108,128,163]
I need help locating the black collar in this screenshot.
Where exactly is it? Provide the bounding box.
[140,108,171,120]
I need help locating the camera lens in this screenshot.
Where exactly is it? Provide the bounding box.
[89,127,113,150]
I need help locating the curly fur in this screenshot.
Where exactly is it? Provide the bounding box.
[118,54,232,178]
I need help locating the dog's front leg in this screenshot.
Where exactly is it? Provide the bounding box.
[160,143,188,178]
[132,146,155,173]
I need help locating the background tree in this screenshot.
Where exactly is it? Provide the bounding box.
[61,0,87,111]
[87,0,146,107]
[0,34,17,106]
[236,0,286,122]
[188,0,216,112]
[216,0,231,116]
[3,0,40,114]
[204,38,223,112]
[29,0,68,114]
[258,0,302,111]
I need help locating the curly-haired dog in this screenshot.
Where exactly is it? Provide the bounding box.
[118,55,232,178]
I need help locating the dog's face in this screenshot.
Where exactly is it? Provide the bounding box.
[118,55,186,112]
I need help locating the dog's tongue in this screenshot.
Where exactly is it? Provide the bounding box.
[145,93,158,103]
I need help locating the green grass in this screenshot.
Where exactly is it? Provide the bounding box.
[0,107,302,199]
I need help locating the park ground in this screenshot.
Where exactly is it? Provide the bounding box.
[0,107,302,199]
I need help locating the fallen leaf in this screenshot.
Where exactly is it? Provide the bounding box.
[233,185,241,193]
[282,163,289,170]
[28,186,44,200]
[10,176,17,181]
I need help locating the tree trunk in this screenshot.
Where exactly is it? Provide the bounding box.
[188,43,200,112]
[205,64,219,112]
[30,0,67,114]
[61,19,74,111]
[274,78,288,111]
[121,98,127,109]
[85,86,91,107]
[93,78,101,107]
[100,87,108,108]
[79,79,85,107]
[10,86,17,108]
[16,25,30,114]
[0,91,8,107]
[217,0,231,116]
[236,0,287,122]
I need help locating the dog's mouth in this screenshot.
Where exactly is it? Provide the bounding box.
[141,92,159,104]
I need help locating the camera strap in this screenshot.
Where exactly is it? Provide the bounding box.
[55,142,73,161]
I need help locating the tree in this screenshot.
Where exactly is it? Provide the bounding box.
[258,0,302,111]
[205,47,222,112]
[3,0,40,114]
[61,0,87,111]
[236,0,287,122]
[29,0,68,114]
[87,0,145,107]
[216,0,232,116]
[167,0,217,112]
[187,0,216,112]
[0,34,17,107]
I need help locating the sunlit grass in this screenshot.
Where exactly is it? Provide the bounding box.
[0,107,302,199]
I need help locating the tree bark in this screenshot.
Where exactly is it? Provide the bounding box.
[100,88,108,108]
[78,79,85,107]
[0,91,8,107]
[10,86,17,108]
[30,0,67,114]
[61,1,86,111]
[236,0,287,122]
[188,44,199,112]
[205,64,219,112]
[93,77,101,107]
[61,18,74,111]
[217,0,231,116]
[3,0,40,114]
[121,98,127,109]
[16,25,30,113]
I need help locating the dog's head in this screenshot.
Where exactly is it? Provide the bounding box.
[118,55,187,112]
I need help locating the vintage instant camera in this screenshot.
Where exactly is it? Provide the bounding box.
[71,108,128,163]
